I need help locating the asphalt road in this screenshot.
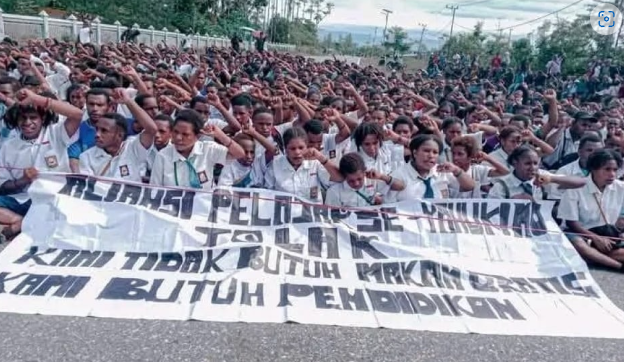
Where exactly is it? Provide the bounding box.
[0,242,623,362]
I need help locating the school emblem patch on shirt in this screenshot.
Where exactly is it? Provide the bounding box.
[119,165,129,177]
[45,155,58,168]
[329,150,336,159]
[197,170,208,184]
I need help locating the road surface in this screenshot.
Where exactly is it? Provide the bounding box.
[0,242,622,362]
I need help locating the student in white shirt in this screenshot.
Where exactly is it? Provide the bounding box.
[549,133,603,200]
[303,117,350,162]
[351,122,397,175]
[488,146,585,200]
[439,117,463,163]
[488,126,523,168]
[79,21,92,44]
[559,149,624,271]
[191,94,241,135]
[150,109,245,189]
[390,116,416,164]
[0,89,83,238]
[264,127,343,203]
[218,125,276,188]
[79,89,158,182]
[388,134,476,202]
[325,152,405,207]
[251,106,292,166]
[449,136,509,198]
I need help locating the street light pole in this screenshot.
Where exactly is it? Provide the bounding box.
[381,8,392,42]
[418,22,427,56]
[446,4,458,56]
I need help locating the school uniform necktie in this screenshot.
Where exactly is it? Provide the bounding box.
[185,159,202,189]
[422,178,435,199]
[520,182,533,196]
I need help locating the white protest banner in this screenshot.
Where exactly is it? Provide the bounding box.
[0,174,624,338]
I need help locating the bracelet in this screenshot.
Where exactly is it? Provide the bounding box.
[321,158,329,165]
[453,169,463,178]
[385,176,393,185]
[225,139,233,148]
[43,97,52,110]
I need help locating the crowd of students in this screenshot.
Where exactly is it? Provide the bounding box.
[0,37,624,272]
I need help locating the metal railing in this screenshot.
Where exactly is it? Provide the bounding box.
[0,8,296,52]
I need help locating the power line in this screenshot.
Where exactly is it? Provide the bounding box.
[453,0,586,33]
[458,0,491,7]
[497,0,585,31]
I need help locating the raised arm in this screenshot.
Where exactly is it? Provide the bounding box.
[17,89,82,138]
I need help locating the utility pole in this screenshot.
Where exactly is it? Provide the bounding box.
[418,22,428,57]
[446,4,458,55]
[381,8,393,43]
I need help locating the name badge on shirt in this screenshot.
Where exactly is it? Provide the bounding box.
[329,150,336,159]
[45,155,58,168]
[198,170,208,184]
[119,165,129,177]
[310,186,319,199]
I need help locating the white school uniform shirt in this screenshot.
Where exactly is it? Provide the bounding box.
[264,155,330,203]
[325,178,390,208]
[254,121,293,171]
[439,141,453,164]
[0,122,77,202]
[488,148,510,168]
[354,145,394,175]
[542,128,579,168]
[558,178,624,230]
[387,164,451,202]
[487,170,552,200]
[548,160,588,200]
[198,118,230,142]
[448,164,491,199]
[321,133,341,161]
[79,27,92,44]
[79,136,148,182]
[46,62,71,100]
[218,160,264,187]
[150,140,228,189]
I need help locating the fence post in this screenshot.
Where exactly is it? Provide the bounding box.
[67,14,78,40]
[39,10,49,39]
[0,8,5,38]
[114,20,122,43]
[93,17,102,45]
[148,25,155,45]
[195,32,200,48]
[174,29,180,47]
[162,27,168,45]
[131,23,139,44]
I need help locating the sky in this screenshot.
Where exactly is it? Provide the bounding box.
[323,0,592,36]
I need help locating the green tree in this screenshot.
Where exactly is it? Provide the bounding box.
[511,38,533,68]
[383,26,412,55]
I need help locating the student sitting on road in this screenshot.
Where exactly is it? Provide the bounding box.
[78,88,157,182]
[559,149,624,272]
[0,89,82,238]
[325,152,405,207]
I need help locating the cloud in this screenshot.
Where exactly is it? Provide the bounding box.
[323,0,590,35]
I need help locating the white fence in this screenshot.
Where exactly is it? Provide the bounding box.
[0,8,295,52]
